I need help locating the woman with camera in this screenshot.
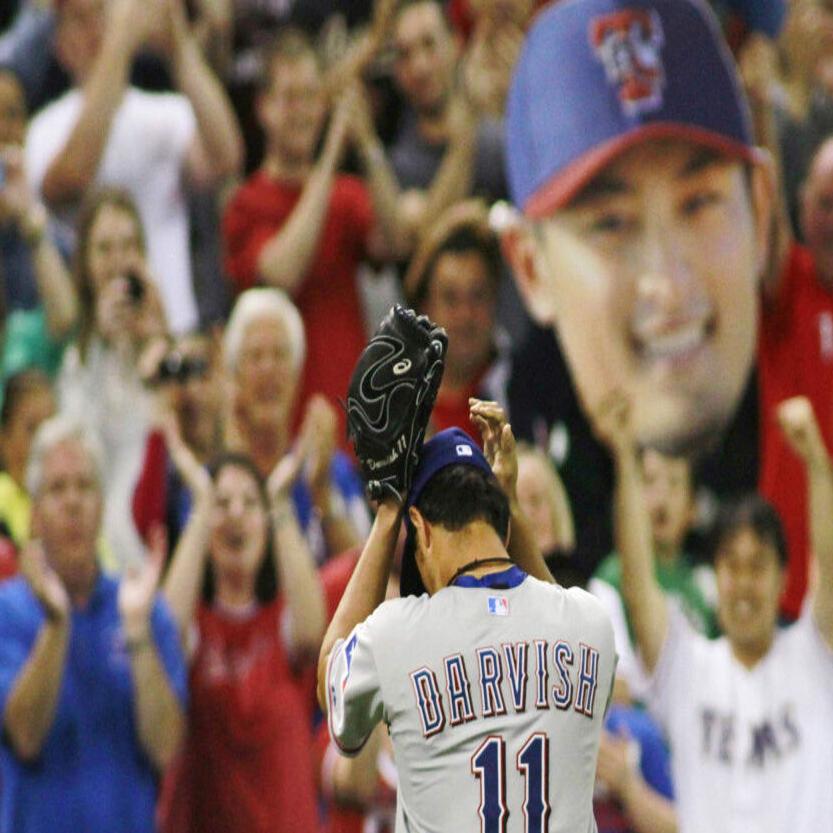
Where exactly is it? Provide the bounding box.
[57,188,168,570]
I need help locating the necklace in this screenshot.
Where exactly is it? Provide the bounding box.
[447,557,515,587]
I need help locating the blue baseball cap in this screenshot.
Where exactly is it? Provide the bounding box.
[400,428,494,597]
[506,0,758,218]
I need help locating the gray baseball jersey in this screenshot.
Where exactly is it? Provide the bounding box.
[327,566,617,833]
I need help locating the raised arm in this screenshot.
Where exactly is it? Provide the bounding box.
[267,446,326,657]
[593,391,668,674]
[3,543,71,761]
[41,0,150,205]
[165,0,243,186]
[256,101,349,294]
[160,412,214,641]
[470,398,555,584]
[317,500,402,711]
[345,82,410,259]
[322,0,396,100]
[401,97,478,241]
[777,396,833,648]
[738,32,791,300]
[303,395,362,558]
[0,146,78,339]
[119,530,184,771]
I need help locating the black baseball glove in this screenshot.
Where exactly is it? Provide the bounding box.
[346,305,447,502]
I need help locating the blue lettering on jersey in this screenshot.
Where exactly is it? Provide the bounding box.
[410,637,602,735]
[477,647,508,718]
[574,643,600,717]
[502,642,529,712]
[410,667,446,737]
[445,654,476,726]
[534,640,549,710]
[552,641,574,710]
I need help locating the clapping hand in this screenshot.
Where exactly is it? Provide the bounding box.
[301,395,338,504]
[267,442,306,505]
[159,399,213,501]
[119,525,167,641]
[20,540,70,623]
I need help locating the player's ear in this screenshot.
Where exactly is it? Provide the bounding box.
[749,150,777,282]
[499,213,555,325]
[409,507,432,553]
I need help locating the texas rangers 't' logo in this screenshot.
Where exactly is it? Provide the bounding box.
[590,9,665,116]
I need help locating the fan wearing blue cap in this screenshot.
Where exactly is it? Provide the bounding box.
[317,399,617,832]
[501,0,774,458]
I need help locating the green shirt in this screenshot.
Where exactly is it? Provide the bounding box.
[594,550,718,642]
[2,307,66,382]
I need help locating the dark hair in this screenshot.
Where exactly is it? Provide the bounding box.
[202,452,277,604]
[710,493,788,567]
[409,223,502,309]
[1,370,52,428]
[416,464,510,540]
[73,188,146,362]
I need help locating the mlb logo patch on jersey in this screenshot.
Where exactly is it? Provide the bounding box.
[488,595,510,616]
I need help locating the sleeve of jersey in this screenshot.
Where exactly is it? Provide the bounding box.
[326,620,385,757]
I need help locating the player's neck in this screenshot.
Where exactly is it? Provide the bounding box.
[434,522,511,587]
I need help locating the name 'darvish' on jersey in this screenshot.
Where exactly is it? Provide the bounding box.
[409,640,601,738]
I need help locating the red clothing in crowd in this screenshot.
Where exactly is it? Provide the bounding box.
[447,0,550,40]
[223,172,373,442]
[315,720,397,833]
[320,547,360,621]
[317,549,397,833]
[160,600,320,833]
[759,242,833,618]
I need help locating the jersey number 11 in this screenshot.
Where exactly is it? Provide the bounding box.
[471,732,549,833]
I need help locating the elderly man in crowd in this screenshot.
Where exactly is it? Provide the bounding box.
[0,416,186,833]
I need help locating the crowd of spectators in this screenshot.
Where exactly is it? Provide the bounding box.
[0,0,831,832]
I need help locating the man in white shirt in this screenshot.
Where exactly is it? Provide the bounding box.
[593,391,833,833]
[26,0,242,333]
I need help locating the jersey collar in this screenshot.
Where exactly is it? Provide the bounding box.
[452,565,527,589]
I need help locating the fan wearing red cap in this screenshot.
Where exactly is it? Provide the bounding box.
[501,0,774,458]
[317,399,616,833]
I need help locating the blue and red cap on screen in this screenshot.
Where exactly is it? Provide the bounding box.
[506,0,760,219]
[400,427,494,598]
